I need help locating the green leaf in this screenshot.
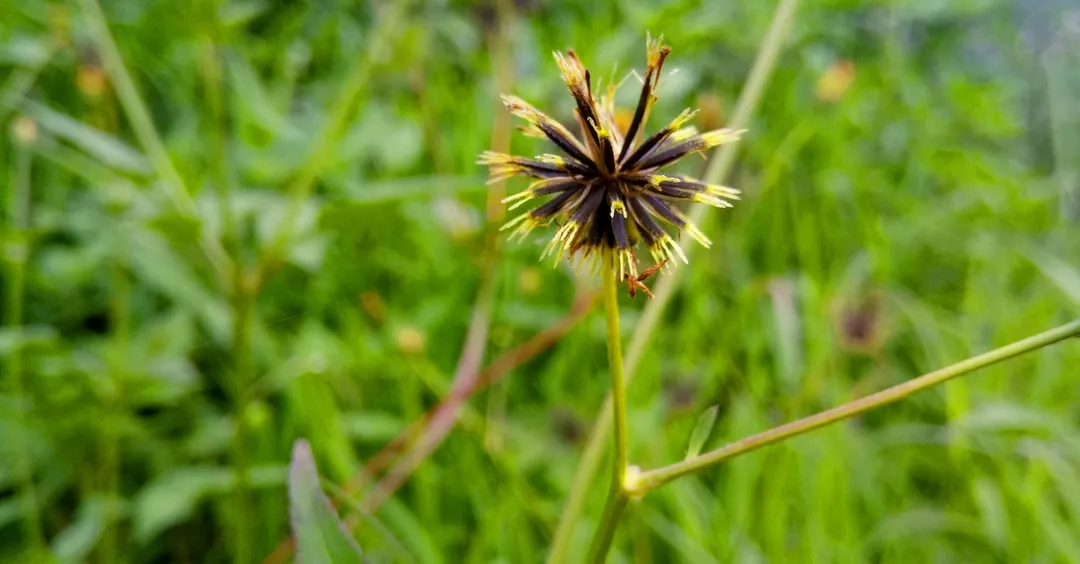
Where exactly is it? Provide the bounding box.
[18,100,152,175]
[132,468,232,543]
[1030,250,1080,310]
[52,497,113,563]
[133,466,285,543]
[122,228,231,343]
[685,405,720,460]
[289,439,364,564]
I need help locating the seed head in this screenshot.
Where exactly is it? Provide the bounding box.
[479,35,743,280]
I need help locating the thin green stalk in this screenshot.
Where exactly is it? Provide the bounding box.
[547,1,801,560]
[258,0,410,277]
[631,318,1080,493]
[193,5,255,559]
[230,272,257,564]
[1042,28,1080,222]
[581,260,633,563]
[88,57,128,564]
[585,487,628,563]
[0,43,57,122]
[102,261,128,564]
[199,0,237,258]
[602,264,628,477]
[4,120,46,560]
[78,0,232,283]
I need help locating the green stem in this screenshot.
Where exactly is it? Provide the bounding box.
[230,272,257,564]
[631,318,1080,493]
[585,487,628,563]
[258,0,410,276]
[79,0,232,283]
[602,264,628,476]
[0,43,57,122]
[199,0,236,259]
[547,2,801,560]
[101,259,129,564]
[582,263,631,562]
[4,120,46,560]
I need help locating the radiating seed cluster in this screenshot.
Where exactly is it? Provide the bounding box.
[479,36,743,279]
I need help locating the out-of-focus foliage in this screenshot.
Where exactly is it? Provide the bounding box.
[1,0,1079,562]
[288,440,364,564]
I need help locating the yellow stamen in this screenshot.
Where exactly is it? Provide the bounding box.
[609,198,627,218]
[587,117,609,139]
[699,128,745,149]
[499,213,530,232]
[706,184,741,199]
[668,108,699,131]
[691,192,735,209]
[648,174,680,190]
[537,154,566,167]
[661,235,689,264]
[646,32,666,67]
[554,221,580,249]
[669,126,699,143]
[502,189,536,210]
[683,222,712,249]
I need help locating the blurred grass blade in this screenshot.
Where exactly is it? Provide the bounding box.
[19,100,152,174]
[132,466,285,543]
[124,229,231,342]
[0,40,56,123]
[1043,23,1080,222]
[289,440,364,564]
[51,497,110,564]
[685,405,720,460]
[1030,250,1080,309]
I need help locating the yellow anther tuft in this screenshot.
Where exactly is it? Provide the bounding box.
[669,108,699,130]
[537,154,566,167]
[700,128,745,148]
[609,199,627,218]
[648,174,679,189]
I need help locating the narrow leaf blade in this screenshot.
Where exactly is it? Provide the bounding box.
[685,405,720,460]
[289,440,364,564]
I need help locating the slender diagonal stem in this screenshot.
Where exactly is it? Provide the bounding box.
[79,0,232,283]
[585,487,628,563]
[230,272,257,564]
[257,0,411,278]
[547,1,801,559]
[4,120,47,561]
[630,318,1080,493]
[0,42,58,122]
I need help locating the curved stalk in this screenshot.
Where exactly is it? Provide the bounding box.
[632,318,1080,493]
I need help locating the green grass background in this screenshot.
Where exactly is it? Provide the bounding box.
[3,0,1080,562]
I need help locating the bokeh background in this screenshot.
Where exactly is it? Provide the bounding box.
[3,0,1080,562]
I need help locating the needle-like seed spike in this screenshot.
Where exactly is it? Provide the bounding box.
[479,36,743,278]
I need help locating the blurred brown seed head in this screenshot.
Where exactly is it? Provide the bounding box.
[550,406,586,444]
[360,292,386,324]
[76,45,108,98]
[815,59,855,103]
[695,93,726,130]
[12,116,38,145]
[832,291,888,354]
[395,326,426,355]
[663,377,698,413]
